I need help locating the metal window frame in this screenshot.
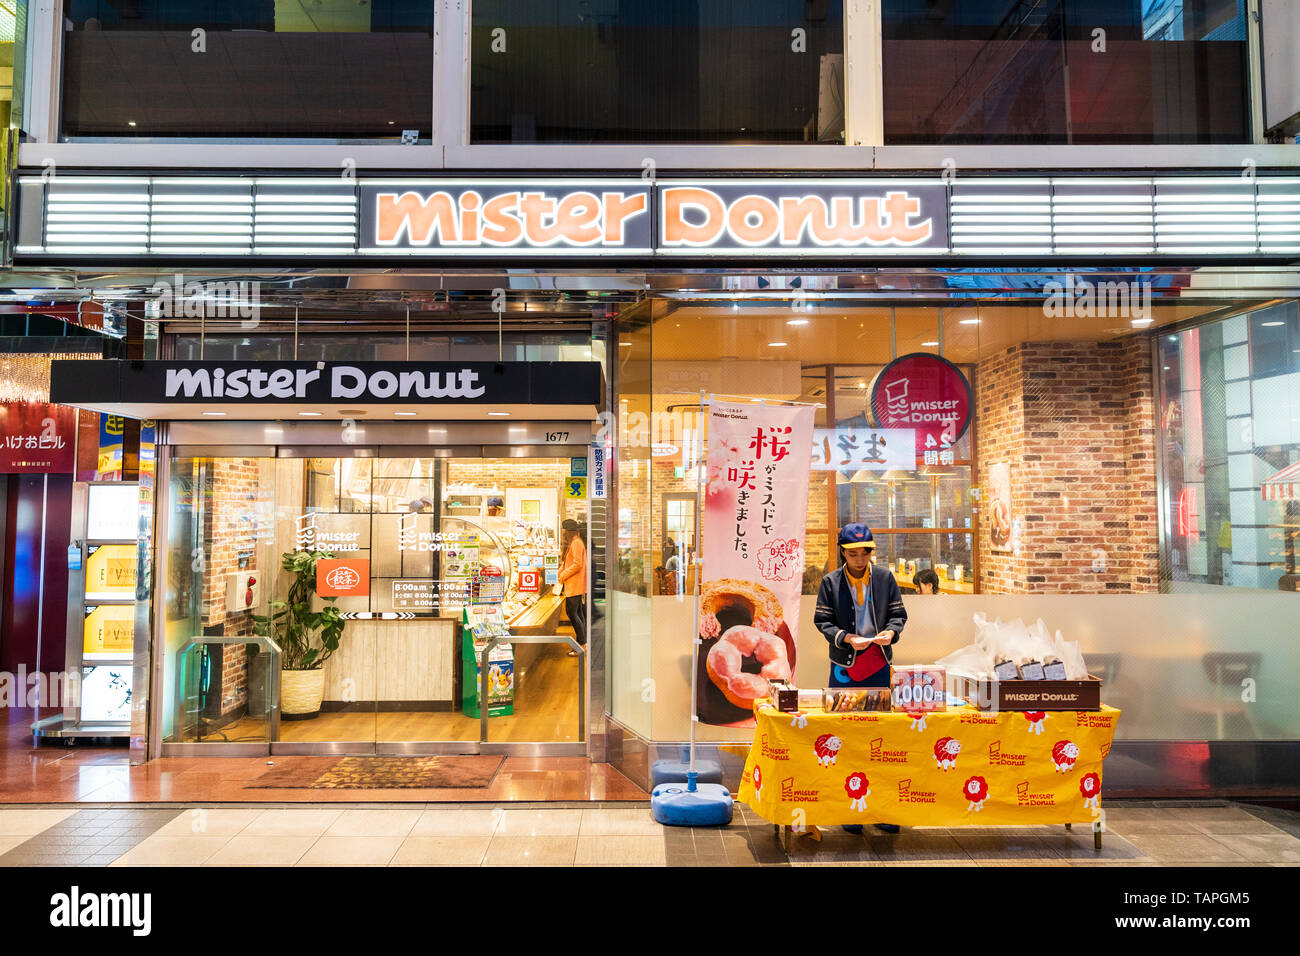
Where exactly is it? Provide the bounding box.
[23,1,1292,169]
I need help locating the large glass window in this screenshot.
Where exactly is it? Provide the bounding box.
[883,0,1249,144]
[471,0,844,144]
[1158,301,1300,591]
[606,281,1300,756]
[62,1,435,140]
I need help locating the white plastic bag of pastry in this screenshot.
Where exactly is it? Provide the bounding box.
[1025,618,1057,662]
[935,643,995,679]
[1054,633,1089,680]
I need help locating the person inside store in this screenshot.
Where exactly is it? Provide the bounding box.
[558,518,588,656]
[913,568,941,595]
[486,496,505,517]
[812,522,908,837]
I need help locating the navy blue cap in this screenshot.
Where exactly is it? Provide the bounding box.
[487,496,504,508]
[838,523,876,549]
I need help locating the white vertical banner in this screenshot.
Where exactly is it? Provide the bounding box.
[696,401,815,727]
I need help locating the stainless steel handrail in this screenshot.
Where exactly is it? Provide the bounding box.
[479,635,585,744]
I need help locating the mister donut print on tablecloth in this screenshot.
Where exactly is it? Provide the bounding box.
[1079,771,1101,810]
[903,708,929,732]
[1023,711,1046,735]
[1051,740,1080,773]
[963,775,989,812]
[814,733,842,767]
[789,710,808,729]
[933,736,961,770]
[844,772,870,812]
[753,764,763,802]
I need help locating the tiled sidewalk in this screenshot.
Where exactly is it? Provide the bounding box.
[0,799,1296,866]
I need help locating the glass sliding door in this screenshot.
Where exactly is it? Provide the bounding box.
[160,446,591,755]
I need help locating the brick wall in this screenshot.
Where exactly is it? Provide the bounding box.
[976,339,1159,594]
[201,458,266,717]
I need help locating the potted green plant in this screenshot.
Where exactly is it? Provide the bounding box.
[252,549,346,720]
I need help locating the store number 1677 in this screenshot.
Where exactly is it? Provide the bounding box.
[544,431,570,442]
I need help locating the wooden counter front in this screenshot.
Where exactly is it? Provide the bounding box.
[507,591,566,635]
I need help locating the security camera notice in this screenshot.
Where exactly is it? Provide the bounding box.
[1114,891,1252,930]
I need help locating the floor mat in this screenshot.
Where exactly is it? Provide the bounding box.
[245,755,504,789]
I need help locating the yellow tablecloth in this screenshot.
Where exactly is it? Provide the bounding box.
[738,702,1120,827]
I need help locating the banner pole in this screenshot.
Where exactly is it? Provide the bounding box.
[688,389,707,775]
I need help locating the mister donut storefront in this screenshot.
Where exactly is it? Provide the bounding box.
[22,170,1300,795]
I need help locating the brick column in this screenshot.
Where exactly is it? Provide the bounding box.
[976,339,1159,594]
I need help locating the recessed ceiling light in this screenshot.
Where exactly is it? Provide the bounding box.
[202,411,226,416]
[1131,318,1154,327]
[767,341,787,347]
[127,121,137,127]
[394,411,417,416]
[488,411,510,417]
[1163,366,1171,370]
[857,382,866,389]
[787,318,808,326]
[959,318,980,326]
[1262,321,1285,327]
[922,340,939,347]
[298,411,323,417]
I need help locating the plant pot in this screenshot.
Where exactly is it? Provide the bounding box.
[280,668,325,720]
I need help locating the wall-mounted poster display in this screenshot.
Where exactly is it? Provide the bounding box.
[83,604,135,659]
[84,544,137,600]
[989,462,1015,554]
[80,665,133,723]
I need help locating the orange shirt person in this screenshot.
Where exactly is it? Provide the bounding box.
[557,518,587,654]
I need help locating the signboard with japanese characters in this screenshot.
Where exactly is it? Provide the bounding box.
[0,402,76,473]
[697,401,815,727]
[811,426,916,471]
[589,443,607,499]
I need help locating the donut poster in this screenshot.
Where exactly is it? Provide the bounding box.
[988,461,1016,554]
[698,401,815,727]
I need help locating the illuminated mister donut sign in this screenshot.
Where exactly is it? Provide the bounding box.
[870,354,972,451]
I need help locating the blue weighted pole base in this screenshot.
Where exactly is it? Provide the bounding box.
[650,758,723,788]
[651,775,733,827]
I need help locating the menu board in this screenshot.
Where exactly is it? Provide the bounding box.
[85,544,137,600]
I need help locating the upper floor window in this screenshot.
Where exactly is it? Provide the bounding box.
[883,0,1250,144]
[470,0,845,144]
[61,1,435,141]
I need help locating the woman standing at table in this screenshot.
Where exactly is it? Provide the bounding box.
[811,522,907,837]
[557,518,588,656]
